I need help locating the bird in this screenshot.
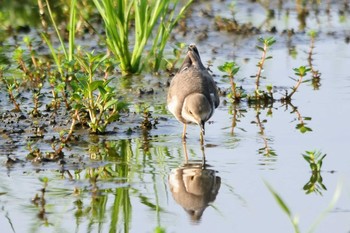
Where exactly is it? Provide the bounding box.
[167,44,220,142]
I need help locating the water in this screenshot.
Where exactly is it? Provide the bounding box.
[1,1,350,233]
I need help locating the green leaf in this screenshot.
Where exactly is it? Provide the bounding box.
[256,46,264,51]
[39,177,49,183]
[265,181,292,216]
[90,80,104,91]
[105,99,119,110]
[267,37,276,46]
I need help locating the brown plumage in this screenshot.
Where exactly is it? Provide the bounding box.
[167,44,220,141]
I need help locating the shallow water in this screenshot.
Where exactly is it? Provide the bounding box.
[1,1,350,233]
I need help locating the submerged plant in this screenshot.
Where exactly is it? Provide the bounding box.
[92,0,193,74]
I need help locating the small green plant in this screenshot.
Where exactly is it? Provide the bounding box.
[31,86,43,117]
[135,104,159,131]
[164,42,187,72]
[218,61,241,102]
[283,66,311,101]
[71,50,128,134]
[3,78,22,112]
[255,37,276,98]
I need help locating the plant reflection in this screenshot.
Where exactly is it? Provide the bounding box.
[302,150,327,195]
[251,105,276,157]
[168,143,221,222]
[286,102,313,134]
[72,139,133,232]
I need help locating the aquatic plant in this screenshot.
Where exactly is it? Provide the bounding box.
[30,86,43,117]
[92,0,193,74]
[135,104,159,131]
[2,77,21,112]
[72,50,128,134]
[164,42,187,72]
[218,61,241,102]
[283,66,311,101]
[255,36,276,98]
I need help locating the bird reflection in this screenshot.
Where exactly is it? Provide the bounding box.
[168,143,221,222]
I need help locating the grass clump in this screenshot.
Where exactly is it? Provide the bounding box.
[93,0,193,74]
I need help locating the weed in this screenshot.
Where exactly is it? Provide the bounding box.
[2,78,22,112]
[30,86,43,117]
[255,36,276,98]
[218,61,241,102]
[72,50,128,134]
[164,42,187,72]
[282,66,311,102]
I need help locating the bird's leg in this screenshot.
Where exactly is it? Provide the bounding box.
[182,141,189,163]
[182,123,187,141]
[200,143,206,168]
[200,130,204,145]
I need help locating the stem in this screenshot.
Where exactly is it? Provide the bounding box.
[256,43,267,96]
[62,109,79,143]
[230,74,236,100]
[286,74,303,100]
[9,91,21,112]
